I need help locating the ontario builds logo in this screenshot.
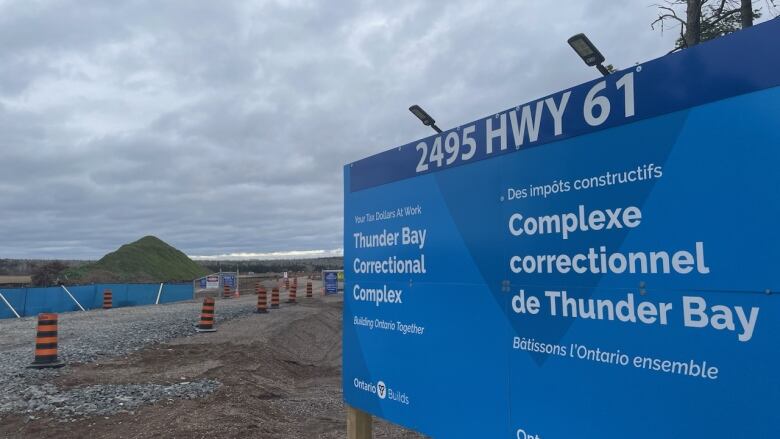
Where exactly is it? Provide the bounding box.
[353,377,410,405]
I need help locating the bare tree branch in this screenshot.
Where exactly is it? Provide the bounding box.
[651,0,778,51]
[651,4,687,33]
[677,18,688,48]
[652,12,687,27]
[716,0,728,15]
[708,7,741,25]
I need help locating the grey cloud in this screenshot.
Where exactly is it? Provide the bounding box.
[0,0,682,259]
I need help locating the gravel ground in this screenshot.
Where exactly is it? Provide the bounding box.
[0,280,424,437]
[0,291,262,420]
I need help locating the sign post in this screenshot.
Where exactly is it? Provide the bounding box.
[343,21,780,438]
[346,406,372,439]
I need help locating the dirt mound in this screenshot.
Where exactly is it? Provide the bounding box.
[64,235,208,283]
[268,301,343,370]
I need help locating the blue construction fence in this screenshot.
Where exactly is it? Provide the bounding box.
[0,283,193,319]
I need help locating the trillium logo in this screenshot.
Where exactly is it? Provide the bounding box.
[376,381,387,399]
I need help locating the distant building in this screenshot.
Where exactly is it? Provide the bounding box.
[0,276,32,288]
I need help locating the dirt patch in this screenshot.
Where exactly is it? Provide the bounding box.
[0,296,424,438]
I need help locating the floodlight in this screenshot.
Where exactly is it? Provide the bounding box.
[567,33,611,77]
[409,105,443,133]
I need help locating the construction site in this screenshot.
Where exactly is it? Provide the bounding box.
[0,277,422,438]
[3,2,778,438]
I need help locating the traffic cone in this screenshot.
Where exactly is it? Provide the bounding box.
[28,313,65,369]
[223,285,232,299]
[103,288,112,309]
[196,297,217,333]
[287,285,298,304]
[271,287,280,309]
[256,283,268,313]
[306,282,313,298]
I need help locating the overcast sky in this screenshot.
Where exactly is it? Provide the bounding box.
[0,0,710,260]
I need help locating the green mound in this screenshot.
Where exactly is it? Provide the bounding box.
[65,236,208,283]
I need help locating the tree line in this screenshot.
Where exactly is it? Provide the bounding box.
[653,0,777,51]
[197,257,344,275]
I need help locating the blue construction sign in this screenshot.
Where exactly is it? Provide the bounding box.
[343,20,780,438]
[324,271,339,294]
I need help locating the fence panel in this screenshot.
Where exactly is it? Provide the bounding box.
[0,283,194,319]
[125,284,157,306]
[0,288,26,319]
[69,285,96,311]
[23,286,75,316]
[158,283,193,304]
[95,283,130,308]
